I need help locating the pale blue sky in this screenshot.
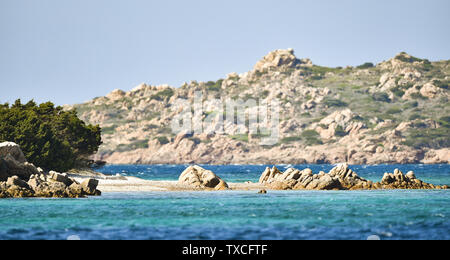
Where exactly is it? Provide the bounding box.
[1,0,449,105]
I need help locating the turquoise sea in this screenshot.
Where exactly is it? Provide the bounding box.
[0,164,449,240]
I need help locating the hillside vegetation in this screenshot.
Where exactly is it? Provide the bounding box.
[68,49,450,164]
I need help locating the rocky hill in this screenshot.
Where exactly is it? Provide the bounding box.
[67,49,450,165]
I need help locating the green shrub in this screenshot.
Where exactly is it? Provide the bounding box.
[301,112,311,117]
[188,137,201,145]
[150,88,174,101]
[386,107,402,114]
[304,137,323,146]
[134,139,149,149]
[402,128,450,149]
[261,90,270,99]
[351,85,363,90]
[378,113,396,121]
[438,116,450,128]
[301,130,323,145]
[117,139,149,152]
[391,87,405,97]
[395,52,424,63]
[251,132,271,139]
[324,98,348,107]
[231,134,248,142]
[410,93,427,100]
[310,65,343,75]
[334,125,347,137]
[372,92,391,102]
[409,114,422,120]
[404,101,419,109]
[433,79,449,90]
[411,122,428,128]
[206,79,224,91]
[0,100,102,171]
[301,130,320,138]
[281,136,302,143]
[310,74,324,80]
[144,124,159,130]
[357,62,374,69]
[422,61,433,71]
[155,136,170,145]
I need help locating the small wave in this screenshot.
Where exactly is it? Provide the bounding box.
[380,231,393,238]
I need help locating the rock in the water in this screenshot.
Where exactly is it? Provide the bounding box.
[81,178,100,195]
[49,171,74,186]
[0,141,101,198]
[381,173,394,184]
[405,171,416,180]
[259,166,283,184]
[315,174,341,190]
[6,176,30,189]
[5,185,34,198]
[179,165,229,190]
[68,182,84,195]
[0,154,40,181]
[258,163,446,191]
[0,182,8,198]
[260,166,342,190]
[0,176,33,198]
[378,169,436,189]
[27,175,43,191]
[328,163,372,190]
[33,181,69,198]
[258,189,267,194]
[215,179,229,191]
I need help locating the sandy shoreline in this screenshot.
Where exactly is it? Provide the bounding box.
[69,174,264,192]
[67,164,449,193]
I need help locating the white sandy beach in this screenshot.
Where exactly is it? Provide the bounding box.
[70,174,265,192]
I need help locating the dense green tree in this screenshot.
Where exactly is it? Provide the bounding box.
[0,99,102,171]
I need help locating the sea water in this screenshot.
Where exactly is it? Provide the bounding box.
[0,164,449,240]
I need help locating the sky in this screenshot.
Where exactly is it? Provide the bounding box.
[1,0,449,105]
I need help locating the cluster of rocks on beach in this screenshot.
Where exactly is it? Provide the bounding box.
[258,163,448,190]
[179,164,448,191]
[0,142,101,198]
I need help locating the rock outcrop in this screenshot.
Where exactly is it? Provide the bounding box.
[378,169,446,189]
[0,142,27,163]
[259,166,342,190]
[0,154,41,182]
[253,49,307,72]
[178,165,228,190]
[259,163,448,190]
[0,142,40,182]
[25,172,100,198]
[0,142,101,198]
[328,163,374,190]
